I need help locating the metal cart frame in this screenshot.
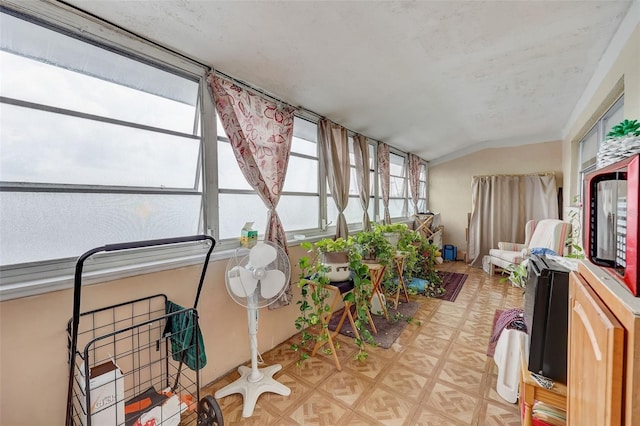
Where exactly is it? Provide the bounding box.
[65,235,223,426]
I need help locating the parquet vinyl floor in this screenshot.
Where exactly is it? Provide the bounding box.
[202,261,524,425]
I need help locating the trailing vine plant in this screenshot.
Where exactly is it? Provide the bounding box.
[291,239,376,365]
[291,242,332,365]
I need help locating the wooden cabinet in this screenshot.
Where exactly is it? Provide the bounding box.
[568,262,640,425]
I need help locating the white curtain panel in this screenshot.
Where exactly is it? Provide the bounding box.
[468,173,558,268]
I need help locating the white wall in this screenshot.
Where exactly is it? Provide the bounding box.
[0,245,308,425]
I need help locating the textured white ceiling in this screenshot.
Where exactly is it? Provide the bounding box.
[65,0,632,162]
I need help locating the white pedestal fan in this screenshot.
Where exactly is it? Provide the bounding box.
[215,241,291,417]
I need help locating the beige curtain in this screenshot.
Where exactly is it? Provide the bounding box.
[377,142,391,224]
[318,119,350,238]
[353,134,371,231]
[468,173,558,267]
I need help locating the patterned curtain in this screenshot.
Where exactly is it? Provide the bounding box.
[209,74,294,306]
[408,153,422,216]
[377,142,391,224]
[353,134,371,231]
[318,119,350,238]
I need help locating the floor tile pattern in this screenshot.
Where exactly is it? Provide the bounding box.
[202,261,523,425]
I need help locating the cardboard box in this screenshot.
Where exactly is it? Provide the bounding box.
[78,360,125,426]
[240,222,258,247]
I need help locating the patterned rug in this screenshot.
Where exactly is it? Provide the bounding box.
[437,271,468,302]
[327,301,420,348]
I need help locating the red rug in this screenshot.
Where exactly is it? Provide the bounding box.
[437,271,468,302]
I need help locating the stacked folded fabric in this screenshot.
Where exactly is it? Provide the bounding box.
[532,401,566,426]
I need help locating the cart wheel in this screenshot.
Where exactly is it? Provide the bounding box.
[198,395,223,426]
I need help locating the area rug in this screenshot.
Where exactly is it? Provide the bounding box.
[437,271,468,302]
[327,301,420,349]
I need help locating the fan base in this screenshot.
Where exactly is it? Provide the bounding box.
[214,364,291,417]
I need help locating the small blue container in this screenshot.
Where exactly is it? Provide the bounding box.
[443,244,457,261]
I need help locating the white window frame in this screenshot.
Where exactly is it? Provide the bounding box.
[0,2,214,300]
[577,95,624,202]
[386,149,410,220]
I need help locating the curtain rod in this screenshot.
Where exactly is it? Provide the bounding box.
[210,71,400,149]
[474,172,556,178]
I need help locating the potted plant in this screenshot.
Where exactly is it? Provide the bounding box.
[411,238,445,297]
[291,240,375,365]
[314,237,354,282]
[374,222,409,248]
[397,230,423,282]
[291,245,332,365]
[352,230,394,266]
[500,263,528,289]
[597,119,640,169]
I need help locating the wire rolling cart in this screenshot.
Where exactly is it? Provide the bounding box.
[65,235,223,426]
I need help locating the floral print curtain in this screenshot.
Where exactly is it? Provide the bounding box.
[209,74,294,306]
[353,134,371,231]
[408,153,422,216]
[377,142,391,224]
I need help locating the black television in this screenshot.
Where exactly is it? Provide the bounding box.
[524,255,570,384]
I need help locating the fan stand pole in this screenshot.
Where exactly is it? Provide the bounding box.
[214,300,291,418]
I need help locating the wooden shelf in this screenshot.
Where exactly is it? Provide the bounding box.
[520,334,567,426]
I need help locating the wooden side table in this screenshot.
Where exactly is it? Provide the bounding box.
[392,253,409,308]
[413,214,434,239]
[366,263,389,320]
[520,336,567,426]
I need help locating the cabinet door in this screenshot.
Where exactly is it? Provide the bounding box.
[568,273,624,426]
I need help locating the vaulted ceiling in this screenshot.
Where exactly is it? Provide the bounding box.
[65,0,633,163]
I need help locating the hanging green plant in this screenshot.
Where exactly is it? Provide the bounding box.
[291,240,375,366]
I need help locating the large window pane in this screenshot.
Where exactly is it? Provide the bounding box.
[217,141,252,190]
[1,13,198,133]
[291,117,317,155]
[327,196,364,225]
[219,193,266,240]
[279,195,319,231]
[219,193,319,240]
[580,128,598,171]
[1,104,200,188]
[283,157,318,193]
[603,99,624,137]
[389,153,405,176]
[389,176,406,198]
[0,192,201,265]
[389,199,405,218]
[0,12,203,269]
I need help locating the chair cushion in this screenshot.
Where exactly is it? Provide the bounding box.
[489,248,525,265]
[498,242,527,251]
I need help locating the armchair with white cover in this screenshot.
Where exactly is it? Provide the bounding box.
[488,219,572,275]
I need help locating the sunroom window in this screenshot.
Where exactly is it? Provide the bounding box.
[217,115,320,240]
[379,151,408,219]
[0,11,202,266]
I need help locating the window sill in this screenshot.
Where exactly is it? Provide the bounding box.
[0,219,415,301]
